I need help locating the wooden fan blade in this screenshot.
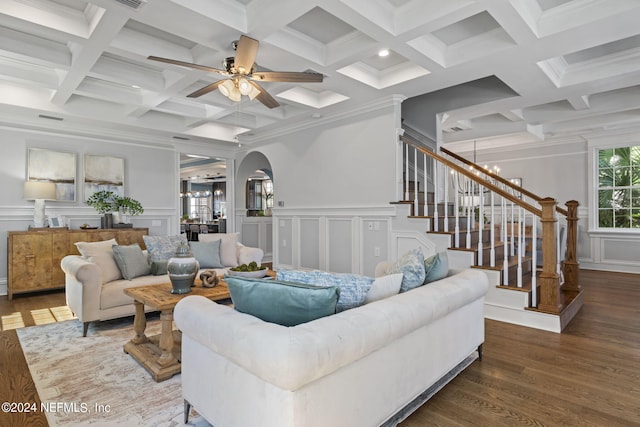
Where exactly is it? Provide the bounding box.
[147,56,228,75]
[249,81,279,109]
[252,71,323,83]
[187,80,225,98]
[234,35,259,74]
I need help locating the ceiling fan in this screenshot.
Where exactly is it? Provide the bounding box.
[148,35,323,109]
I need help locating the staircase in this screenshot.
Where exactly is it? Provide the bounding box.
[397,134,584,332]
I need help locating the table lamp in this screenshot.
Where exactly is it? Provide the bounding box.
[23,181,57,228]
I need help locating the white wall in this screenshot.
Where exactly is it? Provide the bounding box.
[248,105,402,275]
[253,110,399,209]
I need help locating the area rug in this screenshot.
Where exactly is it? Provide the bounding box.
[16,317,212,427]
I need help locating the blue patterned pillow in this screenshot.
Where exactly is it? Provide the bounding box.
[424,251,449,284]
[142,235,188,262]
[276,270,374,312]
[386,247,426,292]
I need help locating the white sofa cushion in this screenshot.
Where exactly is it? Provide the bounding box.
[100,274,171,310]
[364,273,403,303]
[75,239,122,284]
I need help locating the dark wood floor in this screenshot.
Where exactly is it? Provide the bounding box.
[1,269,639,426]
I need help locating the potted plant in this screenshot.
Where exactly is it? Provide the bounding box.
[115,196,144,224]
[86,191,144,228]
[86,190,118,214]
[264,192,274,216]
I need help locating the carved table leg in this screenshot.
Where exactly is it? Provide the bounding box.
[157,309,177,367]
[130,300,148,344]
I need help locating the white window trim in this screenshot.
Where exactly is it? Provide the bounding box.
[587,131,640,235]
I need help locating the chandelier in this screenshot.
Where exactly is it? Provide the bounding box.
[179,190,211,199]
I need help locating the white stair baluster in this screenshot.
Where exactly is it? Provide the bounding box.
[517,206,523,288]
[510,201,515,257]
[423,152,428,217]
[532,217,538,307]
[405,142,409,201]
[444,165,449,232]
[477,183,484,266]
[433,158,439,232]
[490,190,495,267]
[502,196,509,286]
[466,177,472,249]
[454,170,460,248]
[413,147,418,215]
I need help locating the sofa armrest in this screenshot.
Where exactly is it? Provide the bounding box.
[61,255,103,323]
[237,243,264,266]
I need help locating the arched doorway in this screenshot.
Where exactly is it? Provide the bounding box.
[236,152,274,216]
[236,151,274,261]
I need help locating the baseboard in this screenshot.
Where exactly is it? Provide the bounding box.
[0,279,6,297]
[484,303,562,333]
[579,262,640,275]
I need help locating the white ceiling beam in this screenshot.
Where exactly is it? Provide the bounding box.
[50,11,129,106]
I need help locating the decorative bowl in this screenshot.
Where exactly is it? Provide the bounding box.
[226,268,269,278]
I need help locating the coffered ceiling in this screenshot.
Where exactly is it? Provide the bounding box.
[1,0,640,150]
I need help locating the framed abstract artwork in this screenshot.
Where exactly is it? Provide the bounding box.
[27,148,77,201]
[84,154,125,200]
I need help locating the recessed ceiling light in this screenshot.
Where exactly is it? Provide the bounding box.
[311,113,322,119]
[378,49,390,57]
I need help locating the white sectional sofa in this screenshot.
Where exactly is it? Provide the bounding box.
[174,268,489,427]
[61,234,263,336]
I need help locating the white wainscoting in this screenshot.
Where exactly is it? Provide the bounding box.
[273,206,396,277]
[581,232,640,274]
[236,215,273,262]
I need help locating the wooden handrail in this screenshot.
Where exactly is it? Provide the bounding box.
[401,135,542,217]
[439,146,569,217]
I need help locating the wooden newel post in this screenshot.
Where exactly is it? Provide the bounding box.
[538,198,562,313]
[563,200,580,294]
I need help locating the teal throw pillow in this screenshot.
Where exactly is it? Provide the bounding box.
[275,270,373,312]
[386,247,426,292]
[189,240,223,268]
[424,252,449,284]
[111,244,151,280]
[142,235,188,262]
[225,276,339,327]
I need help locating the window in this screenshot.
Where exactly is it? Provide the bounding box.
[597,145,640,228]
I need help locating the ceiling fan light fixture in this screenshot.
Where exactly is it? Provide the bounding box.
[219,79,234,97]
[237,77,252,95]
[228,86,242,102]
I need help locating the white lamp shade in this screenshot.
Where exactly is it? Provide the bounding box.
[23,181,57,200]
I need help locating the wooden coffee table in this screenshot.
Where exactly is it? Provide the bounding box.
[123,280,231,382]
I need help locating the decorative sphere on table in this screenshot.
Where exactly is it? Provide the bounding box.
[167,243,199,294]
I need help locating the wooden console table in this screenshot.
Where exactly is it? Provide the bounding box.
[123,281,231,382]
[7,227,148,299]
